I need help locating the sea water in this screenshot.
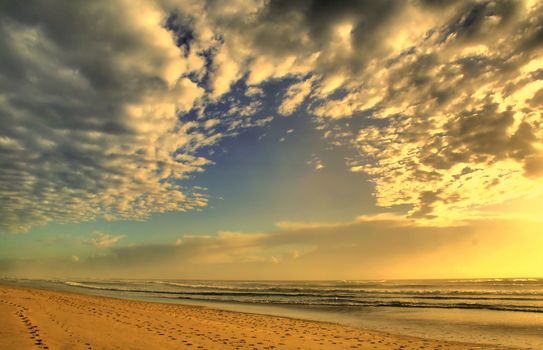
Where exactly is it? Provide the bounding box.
[4,278,543,349]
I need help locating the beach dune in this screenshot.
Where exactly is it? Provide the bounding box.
[0,285,503,350]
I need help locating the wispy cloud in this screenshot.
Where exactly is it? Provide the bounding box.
[83,231,125,248]
[3,215,543,279]
[307,154,324,171]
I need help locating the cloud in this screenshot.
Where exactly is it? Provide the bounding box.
[273,1,540,222]
[245,86,265,97]
[2,0,543,233]
[278,76,315,116]
[188,0,539,222]
[333,0,543,222]
[0,0,220,233]
[162,0,424,98]
[307,154,324,170]
[2,214,543,279]
[83,231,124,248]
[159,0,543,222]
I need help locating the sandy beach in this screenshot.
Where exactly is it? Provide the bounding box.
[0,284,507,350]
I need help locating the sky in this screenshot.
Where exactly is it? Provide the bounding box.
[1,0,542,280]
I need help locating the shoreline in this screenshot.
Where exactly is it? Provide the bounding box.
[0,284,509,349]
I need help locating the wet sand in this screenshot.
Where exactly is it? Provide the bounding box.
[0,284,506,350]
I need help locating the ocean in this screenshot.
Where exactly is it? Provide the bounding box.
[4,278,543,349]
